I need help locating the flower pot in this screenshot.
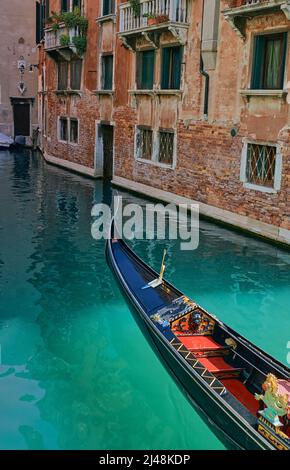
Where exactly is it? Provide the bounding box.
[147,17,157,26]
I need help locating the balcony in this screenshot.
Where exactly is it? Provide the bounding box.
[119,0,189,50]
[44,24,80,59]
[223,0,290,38]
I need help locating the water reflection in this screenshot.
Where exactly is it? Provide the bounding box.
[0,149,289,450]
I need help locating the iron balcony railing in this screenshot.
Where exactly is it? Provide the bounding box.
[119,0,188,33]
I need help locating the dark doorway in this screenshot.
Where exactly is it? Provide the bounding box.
[101,124,114,180]
[13,102,30,136]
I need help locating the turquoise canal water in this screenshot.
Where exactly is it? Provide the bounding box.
[0,149,289,450]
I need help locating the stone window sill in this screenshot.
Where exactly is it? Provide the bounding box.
[243,182,277,194]
[239,89,287,99]
[136,157,175,170]
[129,89,182,97]
[54,90,82,96]
[96,14,116,24]
[92,90,114,96]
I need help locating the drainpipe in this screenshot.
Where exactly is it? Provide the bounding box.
[200,0,209,120]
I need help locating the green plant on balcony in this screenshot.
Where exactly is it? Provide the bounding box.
[60,34,70,47]
[72,36,87,56]
[129,0,141,17]
[51,22,60,31]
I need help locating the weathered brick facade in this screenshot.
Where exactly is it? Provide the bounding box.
[38,0,290,242]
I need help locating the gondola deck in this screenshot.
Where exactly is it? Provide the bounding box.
[106,233,290,450]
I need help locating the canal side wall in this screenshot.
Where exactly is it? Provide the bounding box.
[38,0,290,246]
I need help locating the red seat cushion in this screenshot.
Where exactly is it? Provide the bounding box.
[221,378,260,416]
[198,356,235,373]
[178,335,224,352]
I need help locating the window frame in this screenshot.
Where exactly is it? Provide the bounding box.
[69,118,79,145]
[57,60,69,91]
[135,126,153,161]
[101,54,114,91]
[134,126,177,169]
[251,32,288,90]
[102,0,116,17]
[240,140,282,193]
[58,116,69,142]
[70,58,82,91]
[136,49,155,90]
[161,45,182,90]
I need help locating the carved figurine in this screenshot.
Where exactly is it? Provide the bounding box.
[255,373,289,427]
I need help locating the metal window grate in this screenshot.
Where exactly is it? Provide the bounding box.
[246,143,276,187]
[140,128,153,160]
[158,131,174,165]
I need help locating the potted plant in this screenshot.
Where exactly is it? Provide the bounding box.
[143,13,157,26]
[156,14,169,23]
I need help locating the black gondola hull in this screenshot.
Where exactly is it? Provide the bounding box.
[106,238,277,450]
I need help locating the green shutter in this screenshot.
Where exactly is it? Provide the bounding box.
[141,50,154,89]
[161,47,170,89]
[102,55,113,90]
[251,35,265,89]
[36,2,41,44]
[172,46,182,89]
[45,0,50,19]
[280,32,287,89]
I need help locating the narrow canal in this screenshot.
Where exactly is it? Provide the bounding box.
[0,149,289,450]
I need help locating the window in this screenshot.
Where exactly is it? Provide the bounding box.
[72,0,81,11]
[102,0,115,16]
[161,46,182,90]
[101,55,113,90]
[158,130,174,165]
[70,119,79,143]
[136,127,153,160]
[252,33,287,90]
[61,0,69,12]
[58,61,68,90]
[59,117,68,141]
[246,143,276,188]
[137,50,155,90]
[70,59,82,90]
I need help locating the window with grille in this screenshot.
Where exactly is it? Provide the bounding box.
[246,143,276,188]
[102,0,115,16]
[70,59,82,90]
[70,119,79,144]
[58,61,68,90]
[161,46,182,90]
[137,127,153,160]
[158,131,174,165]
[136,50,155,90]
[101,55,113,90]
[59,117,68,141]
[252,33,287,90]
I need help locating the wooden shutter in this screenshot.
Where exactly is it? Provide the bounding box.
[251,35,265,89]
[71,59,82,90]
[161,47,170,89]
[36,2,41,44]
[280,32,287,89]
[172,46,182,89]
[141,50,154,89]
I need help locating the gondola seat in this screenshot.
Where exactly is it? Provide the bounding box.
[178,335,229,357]
[221,378,260,416]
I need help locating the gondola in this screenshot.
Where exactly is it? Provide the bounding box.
[106,224,290,450]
